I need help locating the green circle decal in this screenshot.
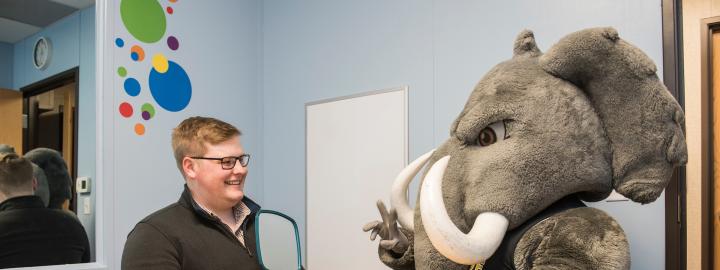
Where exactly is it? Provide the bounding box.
[141,103,156,120]
[117,67,127,77]
[120,0,167,43]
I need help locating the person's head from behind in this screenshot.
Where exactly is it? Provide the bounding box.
[0,153,35,202]
[0,145,51,207]
[24,148,72,210]
[172,116,249,211]
[0,144,15,154]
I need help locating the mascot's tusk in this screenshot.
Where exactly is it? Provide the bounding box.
[419,156,509,265]
[391,149,435,231]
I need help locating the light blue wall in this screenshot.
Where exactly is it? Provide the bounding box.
[262,1,665,269]
[110,1,263,266]
[11,6,97,259]
[0,42,12,89]
[77,7,96,261]
[12,40,23,88]
[13,13,80,89]
[262,0,434,263]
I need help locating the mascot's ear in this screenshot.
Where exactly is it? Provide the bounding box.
[539,27,687,204]
[513,29,542,58]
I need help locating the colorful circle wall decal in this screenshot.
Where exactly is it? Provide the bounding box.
[134,123,146,135]
[130,45,145,61]
[118,0,189,136]
[141,103,156,120]
[124,78,141,96]
[152,53,169,73]
[149,60,192,112]
[167,36,179,50]
[118,67,127,77]
[120,0,166,43]
[119,102,133,118]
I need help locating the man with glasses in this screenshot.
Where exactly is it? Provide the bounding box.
[122,116,262,270]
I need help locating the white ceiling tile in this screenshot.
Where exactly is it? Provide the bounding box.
[48,0,95,10]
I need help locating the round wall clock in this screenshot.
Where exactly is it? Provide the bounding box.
[33,37,52,70]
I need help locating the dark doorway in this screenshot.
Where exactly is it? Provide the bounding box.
[662,0,687,269]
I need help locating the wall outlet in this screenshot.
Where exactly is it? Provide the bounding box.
[83,197,91,214]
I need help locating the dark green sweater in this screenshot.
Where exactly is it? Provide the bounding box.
[121,186,262,270]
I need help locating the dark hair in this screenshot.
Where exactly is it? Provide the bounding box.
[24,148,72,209]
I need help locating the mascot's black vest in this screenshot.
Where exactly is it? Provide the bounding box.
[481,195,586,270]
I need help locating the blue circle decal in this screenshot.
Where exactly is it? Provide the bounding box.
[124,78,141,96]
[148,61,192,112]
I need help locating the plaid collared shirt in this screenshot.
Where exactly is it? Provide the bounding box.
[198,201,252,246]
[232,202,252,246]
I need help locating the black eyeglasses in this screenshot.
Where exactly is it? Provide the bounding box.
[190,154,250,170]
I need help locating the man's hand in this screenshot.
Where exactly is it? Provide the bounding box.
[362,200,409,254]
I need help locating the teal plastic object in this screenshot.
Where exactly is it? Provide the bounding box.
[254,209,303,270]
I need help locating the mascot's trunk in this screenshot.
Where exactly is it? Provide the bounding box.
[419,156,509,265]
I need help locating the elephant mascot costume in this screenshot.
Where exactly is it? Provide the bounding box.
[364,27,688,269]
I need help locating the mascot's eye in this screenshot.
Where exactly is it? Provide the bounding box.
[477,128,496,146]
[476,121,507,147]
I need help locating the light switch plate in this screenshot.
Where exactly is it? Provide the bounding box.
[76,177,90,194]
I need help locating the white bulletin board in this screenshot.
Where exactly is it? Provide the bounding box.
[306,87,408,269]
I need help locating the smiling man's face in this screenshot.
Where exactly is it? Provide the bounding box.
[185,135,248,211]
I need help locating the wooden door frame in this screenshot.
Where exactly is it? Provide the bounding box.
[663,0,688,269]
[19,66,80,212]
[701,14,720,270]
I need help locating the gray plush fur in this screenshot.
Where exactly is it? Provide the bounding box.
[379,227,416,270]
[375,28,687,269]
[514,208,629,270]
[24,148,72,209]
[539,28,687,203]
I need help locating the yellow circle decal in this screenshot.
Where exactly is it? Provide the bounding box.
[152,53,169,73]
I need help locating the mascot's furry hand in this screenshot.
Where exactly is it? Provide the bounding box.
[363,200,409,255]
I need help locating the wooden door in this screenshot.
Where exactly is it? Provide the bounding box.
[0,89,23,153]
[27,82,77,178]
[59,82,76,176]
